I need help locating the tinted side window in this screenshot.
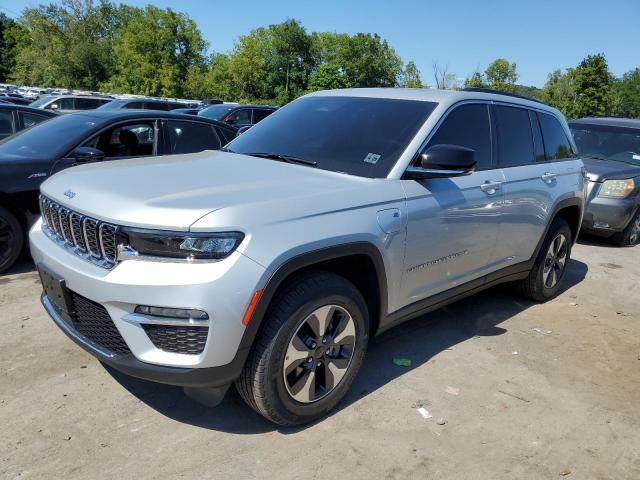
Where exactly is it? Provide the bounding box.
[0,110,14,138]
[123,101,143,109]
[83,122,155,157]
[494,105,534,167]
[167,121,221,154]
[226,108,252,126]
[529,110,546,162]
[75,98,99,109]
[426,104,492,169]
[538,112,573,160]
[48,98,74,110]
[145,102,169,111]
[252,109,273,123]
[20,112,50,129]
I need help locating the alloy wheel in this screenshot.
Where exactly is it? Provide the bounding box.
[543,233,568,289]
[282,305,356,403]
[0,215,16,263]
[629,216,640,245]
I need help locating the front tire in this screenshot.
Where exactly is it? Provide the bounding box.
[518,218,572,302]
[0,206,24,274]
[236,271,369,426]
[612,210,640,247]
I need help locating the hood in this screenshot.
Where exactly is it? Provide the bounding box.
[583,157,640,182]
[40,150,380,230]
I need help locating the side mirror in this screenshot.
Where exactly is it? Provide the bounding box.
[406,144,476,179]
[237,125,251,135]
[71,146,105,163]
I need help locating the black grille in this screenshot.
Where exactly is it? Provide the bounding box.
[70,292,131,355]
[142,324,208,355]
[39,195,118,269]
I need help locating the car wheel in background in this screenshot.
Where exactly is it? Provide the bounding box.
[518,218,572,302]
[612,210,640,247]
[236,271,369,426]
[0,206,24,274]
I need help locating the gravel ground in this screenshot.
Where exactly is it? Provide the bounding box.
[1,238,639,480]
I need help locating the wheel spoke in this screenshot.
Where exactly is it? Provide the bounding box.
[284,335,311,375]
[289,369,316,402]
[324,358,348,392]
[306,305,335,339]
[332,313,355,344]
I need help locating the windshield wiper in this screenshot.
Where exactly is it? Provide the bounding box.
[243,152,318,167]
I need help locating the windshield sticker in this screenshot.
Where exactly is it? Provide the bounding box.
[364,153,381,164]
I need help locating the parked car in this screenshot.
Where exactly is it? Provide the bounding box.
[98,98,187,111]
[569,117,640,246]
[0,92,31,106]
[198,103,278,127]
[171,107,201,116]
[0,110,237,273]
[0,104,57,140]
[30,88,584,425]
[29,95,112,113]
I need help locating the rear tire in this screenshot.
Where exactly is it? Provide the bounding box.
[612,210,640,247]
[236,271,369,426]
[0,206,24,274]
[518,218,572,302]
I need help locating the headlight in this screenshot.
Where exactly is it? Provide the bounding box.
[598,179,635,198]
[118,228,244,260]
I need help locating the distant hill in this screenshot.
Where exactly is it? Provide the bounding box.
[513,85,543,100]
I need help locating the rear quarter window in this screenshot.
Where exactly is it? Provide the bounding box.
[538,112,574,160]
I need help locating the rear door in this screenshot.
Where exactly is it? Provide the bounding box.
[493,105,560,267]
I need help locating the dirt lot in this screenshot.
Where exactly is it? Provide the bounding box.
[1,238,639,480]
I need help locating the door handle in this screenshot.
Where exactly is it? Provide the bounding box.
[541,172,557,184]
[480,181,502,195]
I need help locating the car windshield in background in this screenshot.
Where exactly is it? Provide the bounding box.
[571,124,640,165]
[198,104,235,120]
[227,96,437,178]
[97,99,129,110]
[0,114,99,158]
[29,96,55,108]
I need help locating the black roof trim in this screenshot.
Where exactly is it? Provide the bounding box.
[462,88,547,106]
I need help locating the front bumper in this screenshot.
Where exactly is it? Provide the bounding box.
[30,219,266,386]
[581,191,638,236]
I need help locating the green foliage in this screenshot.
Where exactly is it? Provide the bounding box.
[101,5,207,97]
[464,59,518,92]
[611,68,640,118]
[0,14,28,83]
[572,54,613,118]
[10,0,118,90]
[401,61,422,88]
[541,69,578,118]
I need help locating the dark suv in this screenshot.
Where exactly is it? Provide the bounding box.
[198,104,277,127]
[570,117,640,246]
[98,99,188,111]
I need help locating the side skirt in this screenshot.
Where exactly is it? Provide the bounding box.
[377,261,532,334]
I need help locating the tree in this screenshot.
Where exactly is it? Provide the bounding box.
[541,69,578,118]
[611,68,640,118]
[571,53,613,118]
[464,71,486,89]
[433,61,456,89]
[401,61,422,88]
[0,14,29,83]
[102,5,207,97]
[485,58,518,92]
[10,0,118,89]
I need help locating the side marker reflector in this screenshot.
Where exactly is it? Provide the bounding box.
[242,290,263,326]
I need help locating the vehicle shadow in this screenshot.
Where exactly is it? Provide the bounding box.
[0,255,36,277]
[105,258,588,434]
[576,233,619,249]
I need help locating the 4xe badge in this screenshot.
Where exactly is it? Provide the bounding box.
[64,189,76,199]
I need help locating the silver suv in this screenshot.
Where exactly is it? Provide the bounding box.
[30,88,585,425]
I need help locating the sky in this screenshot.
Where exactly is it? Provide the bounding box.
[2,0,639,87]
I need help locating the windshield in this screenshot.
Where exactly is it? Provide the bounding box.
[97,99,129,110]
[198,104,235,120]
[29,96,55,108]
[0,113,100,158]
[227,96,437,178]
[570,124,640,165]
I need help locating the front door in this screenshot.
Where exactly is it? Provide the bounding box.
[400,103,504,308]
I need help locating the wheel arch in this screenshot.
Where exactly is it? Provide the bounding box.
[531,197,583,261]
[238,242,389,354]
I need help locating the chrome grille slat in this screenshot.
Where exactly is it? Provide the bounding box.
[39,195,118,269]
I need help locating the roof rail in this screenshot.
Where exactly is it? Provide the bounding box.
[462,87,546,105]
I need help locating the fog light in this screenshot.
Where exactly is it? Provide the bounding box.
[134,305,209,320]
